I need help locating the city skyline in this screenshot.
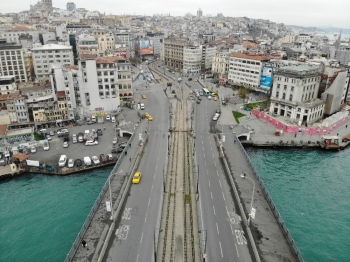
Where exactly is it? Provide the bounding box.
[2,0,349,28]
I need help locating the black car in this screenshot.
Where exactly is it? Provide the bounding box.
[197,100,201,104]
[118,142,128,148]
[111,148,123,154]
[64,137,70,142]
[188,78,192,81]
[216,109,221,114]
[74,159,82,167]
[97,129,103,136]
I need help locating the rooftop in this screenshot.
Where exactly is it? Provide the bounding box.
[229,52,269,61]
[276,64,322,76]
[31,44,72,51]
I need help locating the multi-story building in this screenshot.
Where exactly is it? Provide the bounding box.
[0,26,39,44]
[0,76,17,95]
[183,46,202,74]
[97,33,115,55]
[117,60,133,100]
[31,43,74,80]
[212,52,230,77]
[6,91,29,123]
[0,39,28,82]
[197,8,203,17]
[201,44,217,71]
[269,64,324,125]
[228,53,269,89]
[76,34,98,56]
[146,32,164,55]
[163,38,193,71]
[66,2,76,11]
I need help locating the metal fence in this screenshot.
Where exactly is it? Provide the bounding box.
[235,137,305,262]
[64,134,134,262]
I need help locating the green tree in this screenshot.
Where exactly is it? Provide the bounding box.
[238,88,249,103]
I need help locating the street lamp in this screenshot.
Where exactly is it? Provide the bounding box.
[198,229,207,262]
[154,228,163,262]
[240,173,255,226]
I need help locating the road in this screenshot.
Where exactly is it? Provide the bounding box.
[104,65,169,262]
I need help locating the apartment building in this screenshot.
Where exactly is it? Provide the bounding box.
[6,91,29,123]
[269,64,324,125]
[0,76,17,95]
[97,33,115,55]
[117,60,133,100]
[0,39,28,82]
[146,32,164,55]
[76,34,98,56]
[32,43,74,80]
[163,38,193,71]
[201,44,217,71]
[212,52,230,77]
[183,46,202,74]
[228,53,269,89]
[0,26,39,44]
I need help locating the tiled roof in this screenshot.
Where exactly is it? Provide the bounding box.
[56,91,66,98]
[230,52,269,61]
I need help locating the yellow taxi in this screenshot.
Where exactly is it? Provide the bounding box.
[132,172,142,184]
[146,114,153,121]
[142,94,146,99]
[144,112,150,118]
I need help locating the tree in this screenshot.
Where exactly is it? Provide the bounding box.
[238,88,249,103]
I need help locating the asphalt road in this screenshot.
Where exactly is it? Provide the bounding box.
[188,80,253,262]
[104,66,169,262]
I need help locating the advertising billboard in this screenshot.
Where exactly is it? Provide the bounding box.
[260,66,273,89]
[135,40,154,55]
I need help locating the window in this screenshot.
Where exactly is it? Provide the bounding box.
[282,93,286,99]
[291,86,294,91]
[276,91,279,98]
[284,85,287,90]
[289,95,293,101]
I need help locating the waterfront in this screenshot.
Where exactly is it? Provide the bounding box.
[247,148,350,262]
[0,167,112,262]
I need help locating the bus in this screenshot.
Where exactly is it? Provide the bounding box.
[202,88,210,97]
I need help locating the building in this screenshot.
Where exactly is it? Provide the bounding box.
[66,2,76,11]
[31,43,74,80]
[0,39,28,82]
[0,26,39,44]
[228,53,269,89]
[6,91,29,124]
[146,32,164,55]
[269,64,324,125]
[0,76,17,95]
[97,33,115,55]
[197,8,203,17]
[212,52,230,77]
[117,60,133,100]
[163,38,193,71]
[183,46,202,74]
[201,44,217,71]
[76,34,98,56]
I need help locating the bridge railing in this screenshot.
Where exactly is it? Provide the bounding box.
[64,133,134,262]
[236,137,305,262]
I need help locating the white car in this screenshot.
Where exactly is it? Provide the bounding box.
[58,155,67,167]
[46,134,52,141]
[207,95,212,100]
[112,137,118,145]
[43,142,49,151]
[213,113,220,121]
[111,117,116,123]
[63,142,69,148]
[91,156,100,165]
[68,158,74,168]
[85,140,98,146]
[31,146,36,153]
[106,115,111,121]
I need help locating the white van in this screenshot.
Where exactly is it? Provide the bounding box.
[140,103,145,110]
[84,156,92,166]
[111,116,116,123]
[58,155,67,167]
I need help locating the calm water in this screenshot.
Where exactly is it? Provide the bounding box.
[0,168,112,262]
[246,148,350,262]
[1,150,350,262]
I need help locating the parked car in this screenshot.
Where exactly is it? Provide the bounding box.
[85,140,98,146]
[112,116,116,123]
[107,154,113,160]
[83,156,92,166]
[49,131,55,136]
[207,95,212,100]
[63,141,69,148]
[106,115,111,121]
[68,158,74,168]
[39,129,47,134]
[43,142,49,151]
[100,154,108,163]
[72,134,77,143]
[118,142,128,149]
[142,94,146,99]
[57,129,69,137]
[78,133,84,143]
[87,120,96,125]
[46,134,52,141]
[74,159,82,167]
[112,138,118,145]
[116,147,124,153]
[97,129,103,136]
[91,156,100,165]
[213,113,220,121]
[58,155,67,167]
[31,146,36,153]
[216,109,221,114]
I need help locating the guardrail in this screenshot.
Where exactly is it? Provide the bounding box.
[64,133,135,262]
[235,137,305,262]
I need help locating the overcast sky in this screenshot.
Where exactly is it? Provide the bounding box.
[4,0,350,28]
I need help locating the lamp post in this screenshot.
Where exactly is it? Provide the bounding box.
[196,165,199,194]
[198,229,207,262]
[240,173,255,226]
[154,228,163,262]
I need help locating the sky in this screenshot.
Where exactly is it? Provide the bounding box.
[3,0,350,29]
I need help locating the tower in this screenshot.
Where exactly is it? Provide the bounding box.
[41,0,53,12]
[197,8,203,17]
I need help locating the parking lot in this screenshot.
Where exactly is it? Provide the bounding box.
[31,121,130,167]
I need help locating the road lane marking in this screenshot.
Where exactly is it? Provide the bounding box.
[155,165,158,170]
[140,232,144,243]
[219,180,222,188]
[216,222,219,234]
[151,184,153,192]
[210,192,213,199]
[205,160,207,166]
[206,170,209,176]
[145,213,148,223]
[235,243,239,257]
[214,161,216,167]
[213,205,216,216]
[219,241,223,257]
[212,153,214,158]
[202,140,203,144]
[154,173,156,179]
[148,198,151,206]
[203,153,205,158]
[216,170,219,177]
[202,146,204,151]
[222,192,226,201]
[122,208,132,220]
[136,254,139,262]
[208,180,211,187]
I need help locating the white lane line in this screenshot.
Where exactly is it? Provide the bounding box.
[212,153,214,158]
[219,180,222,188]
[203,153,205,158]
[148,198,151,206]
[136,254,139,262]
[154,173,156,179]
[151,184,153,192]
[144,213,148,223]
[235,243,239,257]
[209,140,211,145]
[208,180,211,187]
[202,140,203,145]
[219,241,223,257]
[222,192,226,201]
[202,146,204,151]
[210,192,213,199]
[155,165,158,170]
[213,205,216,216]
[216,223,220,234]
[205,160,207,166]
[211,146,213,151]
[226,206,229,214]
[140,232,144,243]
[230,224,234,235]
[214,161,216,167]
[206,170,209,175]
[216,170,219,177]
